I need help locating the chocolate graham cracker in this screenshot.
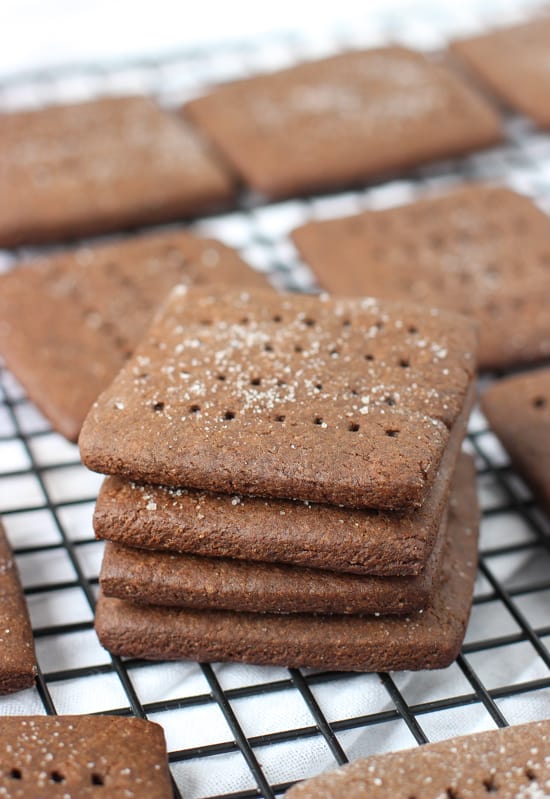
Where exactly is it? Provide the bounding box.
[184,46,502,198]
[94,381,473,576]
[0,715,172,798]
[285,719,550,799]
[481,368,550,515]
[80,287,477,511]
[452,17,550,130]
[0,230,267,442]
[99,506,447,615]
[0,94,235,247]
[0,520,36,695]
[95,454,478,672]
[292,184,550,371]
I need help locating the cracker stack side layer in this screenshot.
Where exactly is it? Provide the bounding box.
[98,506,448,615]
[95,454,479,671]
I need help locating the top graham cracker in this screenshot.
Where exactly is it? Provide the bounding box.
[0,94,235,247]
[184,46,502,198]
[452,17,550,130]
[79,287,477,510]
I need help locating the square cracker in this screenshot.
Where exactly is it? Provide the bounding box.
[0,520,36,695]
[79,286,477,510]
[481,368,550,515]
[0,95,234,247]
[452,18,550,129]
[286,719,550,799]
[293,184,550,370]
[93,381,473,576]
[0,716,172,798]
[95,454,479,672]
[184,46,502,198]
[0,230,267,442]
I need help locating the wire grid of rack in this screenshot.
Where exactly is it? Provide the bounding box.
[1,4,550,799]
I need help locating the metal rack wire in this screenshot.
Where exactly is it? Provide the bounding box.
[1,6,550,799]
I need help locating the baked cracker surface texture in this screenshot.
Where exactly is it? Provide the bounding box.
[452,17,550,129]
[98,504,448,615]
[0,94,235,247]
[284,719,550,799]
[481,367,550,515]
[0,519,36,695]
[0,230,268,442]
[79,286,478,511]
[184,46,502,198]
[93,380,474,576]
[292,184,550,371]
[0,715,173,798]
[94,454,479,671]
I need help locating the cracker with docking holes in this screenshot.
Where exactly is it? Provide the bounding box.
[79,287,478,511]
[0,715,172,798]
[292,184,550,371]
[0,230,268,441]
[285,719,550,799]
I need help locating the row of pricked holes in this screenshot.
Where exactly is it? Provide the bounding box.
[211,315,420,336]
[7,767,104,786]
[159,336,413,365]
[153,391,398,413]
[251,341,413,367]
[152,372,402,406]
[227,376,402,401]
[313,417,399,436]
[76,250,188,350]
[152,402,399,435]
[181,320,418,361]
[416,766,539,799]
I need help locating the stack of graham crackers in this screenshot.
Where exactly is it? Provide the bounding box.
[79,286,480,672]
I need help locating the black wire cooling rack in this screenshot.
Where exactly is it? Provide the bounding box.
[1,6,550,799]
